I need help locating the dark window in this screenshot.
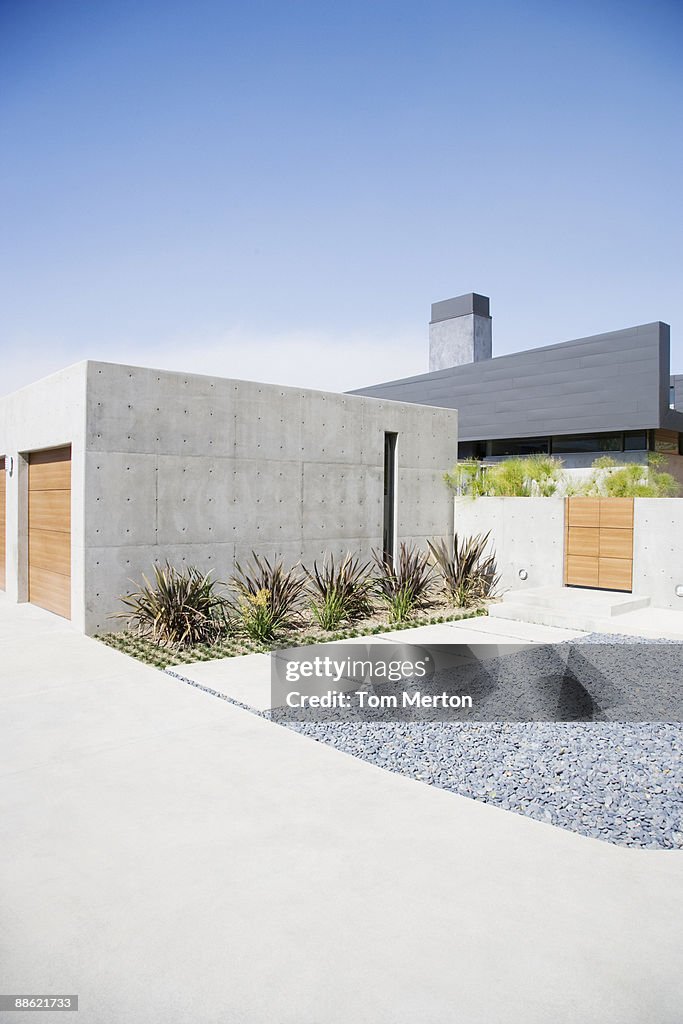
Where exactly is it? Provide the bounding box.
[382,432,397,565]
[623,431,648,452]
[458,440,486,460]
[551,433,622,454]
[489,437,549,457]
[670,385,676,409]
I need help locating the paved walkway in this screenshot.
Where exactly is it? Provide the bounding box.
[1,595,682,1023]
[170,615,586,711]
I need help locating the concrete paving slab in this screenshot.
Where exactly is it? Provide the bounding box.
[170,619,591,712]
[2,596,683,1024]
[449,615,587,643]
[376,621,535,646]
[167,651,273,710]
[169,634,397,711]
[491,601,683,640]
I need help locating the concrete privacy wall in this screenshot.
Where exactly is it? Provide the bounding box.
[0,360,457,633]
[455,498,565,594]
[632,500,683,609]
[455,496,683,610]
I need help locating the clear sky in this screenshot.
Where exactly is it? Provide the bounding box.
[1,0,682,397]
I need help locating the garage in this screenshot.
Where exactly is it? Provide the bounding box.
[28,446,71,618]
[0,456,5,590]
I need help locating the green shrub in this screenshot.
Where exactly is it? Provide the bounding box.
[231,553,305,641]
[303,552,373,631]
[372,543,435,624]
[580,453,680,498]
[445,454,564,498]
[428,531,500,607]
[117,562,228,648]
[444,460,486,496]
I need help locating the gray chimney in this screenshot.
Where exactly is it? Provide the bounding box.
[429,292,492,371]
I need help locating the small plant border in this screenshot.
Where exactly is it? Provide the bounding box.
[97,605,488,670]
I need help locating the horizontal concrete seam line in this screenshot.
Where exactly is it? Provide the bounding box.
[446,623,588,642]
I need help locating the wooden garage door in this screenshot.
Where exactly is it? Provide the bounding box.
[564,497,633,592]
[0,457,5,590]
[28,447,71,618]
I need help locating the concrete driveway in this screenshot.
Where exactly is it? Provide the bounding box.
[1,595,682,1024]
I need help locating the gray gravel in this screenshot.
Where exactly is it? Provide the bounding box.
[285,718,683,848]
[280,634,683,849]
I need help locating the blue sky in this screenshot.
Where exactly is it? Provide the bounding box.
[2,0,682,395]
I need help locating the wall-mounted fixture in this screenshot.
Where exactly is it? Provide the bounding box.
[676,584,683,598]
[518,569,528,580]
[6,456,13,477]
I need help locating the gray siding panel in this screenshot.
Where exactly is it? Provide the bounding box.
[352,322,671,441]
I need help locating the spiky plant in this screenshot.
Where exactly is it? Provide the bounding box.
[117,562,228,648]
[230,553,306,641]
[371,542,435,624]
[303,552,373,630]
[428,531,500,608]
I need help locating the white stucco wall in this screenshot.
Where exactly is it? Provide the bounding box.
[0,363,88,630]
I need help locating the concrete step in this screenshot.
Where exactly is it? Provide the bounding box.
[496,585,650,617]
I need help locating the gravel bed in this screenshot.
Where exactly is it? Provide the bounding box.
[281,634,683,849]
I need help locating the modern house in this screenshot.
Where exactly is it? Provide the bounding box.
[0,362,457,632]
[352,293,683,480]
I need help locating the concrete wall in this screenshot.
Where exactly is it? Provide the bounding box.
[1,361,457,634]
[632,499,683,610]
[429,314,492,372]
[455,498,565,594]
[0,363,88,631]
[456,496,683,611]
[83,362,458,633]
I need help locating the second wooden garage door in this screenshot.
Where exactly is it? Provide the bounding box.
[28,447,71,618]
[0,457,5,590]
[564,497,633,592]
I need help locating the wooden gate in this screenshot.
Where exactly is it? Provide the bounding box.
[564,497,634,592]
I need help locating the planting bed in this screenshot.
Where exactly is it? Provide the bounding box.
[98,604,486,668]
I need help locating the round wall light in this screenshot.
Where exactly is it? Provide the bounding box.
[675,584,683,598]
[518,569,528,581]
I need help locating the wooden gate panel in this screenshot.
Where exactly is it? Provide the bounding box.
[566,498,600,528]
[598,528,633,559]
[566,527,599,557]
[599,498,634,530]
[565,497,634,592]
[598,557,632,592]
[565,555,600,588]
